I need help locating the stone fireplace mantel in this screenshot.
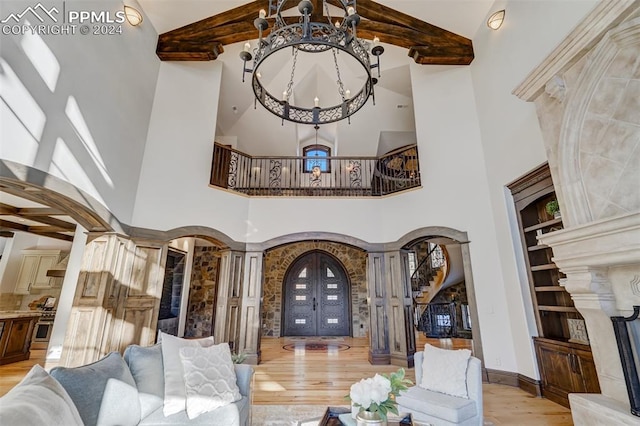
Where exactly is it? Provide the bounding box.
[514,0,640,423]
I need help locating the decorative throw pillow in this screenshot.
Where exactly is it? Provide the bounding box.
[420,343,471,398]
[50,351,141,426]
[179,343,242,419]
[159,332,215,416]
[123,343,164,418]
[0,365,83,426]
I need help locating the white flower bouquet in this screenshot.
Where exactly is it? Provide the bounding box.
[347,368,412,421]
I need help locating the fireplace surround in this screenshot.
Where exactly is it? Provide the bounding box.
[514,0,640,424]
[612,306,640,417]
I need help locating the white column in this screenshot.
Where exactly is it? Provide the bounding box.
[45,224,87,365]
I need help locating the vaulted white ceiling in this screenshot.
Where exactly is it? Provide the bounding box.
[138,0,493,156]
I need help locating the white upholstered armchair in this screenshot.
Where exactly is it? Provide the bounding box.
[396,346,483,426]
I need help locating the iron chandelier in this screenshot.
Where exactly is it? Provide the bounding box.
[239,0,384,126]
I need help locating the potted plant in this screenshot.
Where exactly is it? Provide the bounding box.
[545,199,561,219]
[347,368,412,424]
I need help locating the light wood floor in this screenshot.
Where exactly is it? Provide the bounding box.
[0,335,573,425]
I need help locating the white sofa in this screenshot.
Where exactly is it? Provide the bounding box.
[397,350,483,426]
[0,343,253,426]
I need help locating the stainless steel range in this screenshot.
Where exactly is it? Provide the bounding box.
[32,310,56,350]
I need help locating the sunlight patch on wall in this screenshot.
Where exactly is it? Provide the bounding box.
[0,101,39,165]
[0,58,46,141]
[49,137,107,206]
[64,96,114,187]
[19,23,61,92]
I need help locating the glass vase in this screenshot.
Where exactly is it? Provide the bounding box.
[356,410,387,426]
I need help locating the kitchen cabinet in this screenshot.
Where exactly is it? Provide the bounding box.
[0,312,40,364]
[14,250,64,294]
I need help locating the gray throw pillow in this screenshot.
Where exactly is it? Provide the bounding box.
[124,343,164,418]
[0,365,83,426]
[50,351,141,426]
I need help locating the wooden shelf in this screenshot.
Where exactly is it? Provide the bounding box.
[524,218,563,233]
[508,164,597,407]
[538,305,579,313]
[528,244,549,251]
[535,286,565,292]
[531,263,557,271]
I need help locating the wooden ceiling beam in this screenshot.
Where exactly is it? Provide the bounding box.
[355,0,471,46]
[408,46,474,65]
[157,41,224,61]
[155,0,474,65]
[161,20,258,43]
[16,214,76,230]
[17,207,66,216]
[0,185,110,233]
[0,219,28,232]
[161,0,270,40]
[28,230,74,242]
[357,21,469,49]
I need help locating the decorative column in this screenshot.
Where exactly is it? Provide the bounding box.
[237,251,263,365]
[539,214,640,424]
[367,250,415,366]
[560,267,626,402]
[214,250,244,350]
[367,252,389,364]
[386,251,415,367]
[60,233,167,367]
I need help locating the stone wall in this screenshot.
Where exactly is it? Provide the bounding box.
[185,246,220,338]
[262,241,368,337]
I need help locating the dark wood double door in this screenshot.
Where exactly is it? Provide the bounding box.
[283,251,350,337]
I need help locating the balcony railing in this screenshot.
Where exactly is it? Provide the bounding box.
[210,143,421,197]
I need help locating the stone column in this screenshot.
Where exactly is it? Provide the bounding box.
[561,267,626,402]
[237,251,263,365]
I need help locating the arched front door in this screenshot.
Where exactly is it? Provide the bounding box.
[282,251,350,336]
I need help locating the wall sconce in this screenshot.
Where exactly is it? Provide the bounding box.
[124,5,143,26]
[487,10,505,30]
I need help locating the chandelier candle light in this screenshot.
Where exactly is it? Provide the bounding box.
[239,0,384,126]
[348,368,412,425]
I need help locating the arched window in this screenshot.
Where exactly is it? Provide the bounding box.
[303,145,331,173]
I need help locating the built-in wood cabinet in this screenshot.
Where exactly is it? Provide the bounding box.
[14,250,64,294]
[534,338,600,406]
[0,315,39,365]
[508,164,600,408]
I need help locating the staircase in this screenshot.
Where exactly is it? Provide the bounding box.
[409,242,448,322]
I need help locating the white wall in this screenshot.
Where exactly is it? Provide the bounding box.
[468,0,600,378]
[0,0,160,223]
[131,61,250,237]
[131,0,600,379]
[0,0,600,380]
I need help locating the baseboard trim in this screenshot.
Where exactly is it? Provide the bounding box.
[485,369,541,396]
[486,368,519,386]
[518,374,542,397]
[369,351,390,365]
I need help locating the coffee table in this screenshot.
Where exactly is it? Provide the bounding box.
[309,407,412,426]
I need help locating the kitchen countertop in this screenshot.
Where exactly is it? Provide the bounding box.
[0,311,43,320]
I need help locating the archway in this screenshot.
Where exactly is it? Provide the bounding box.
[282,250,351,337]
[393,226,485,371]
